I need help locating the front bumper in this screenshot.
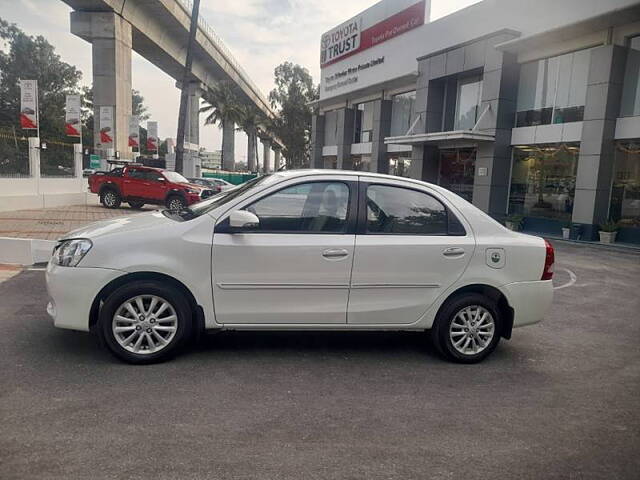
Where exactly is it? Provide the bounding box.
[500,280,553,328]
[46,262,126,331]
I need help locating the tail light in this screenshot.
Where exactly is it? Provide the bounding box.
[541,239,554,280]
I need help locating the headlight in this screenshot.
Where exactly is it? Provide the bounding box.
[185,187,200,195]
[52,239,93,267]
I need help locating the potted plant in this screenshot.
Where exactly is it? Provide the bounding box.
[505,214,524,231]
[598,220,619,244]
[561,221,571,240]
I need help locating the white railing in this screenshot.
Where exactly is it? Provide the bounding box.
[176,0,273,114]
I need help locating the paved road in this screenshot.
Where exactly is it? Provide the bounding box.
[0,242,638,479]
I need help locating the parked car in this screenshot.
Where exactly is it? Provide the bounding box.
[188,177,235,192]
[47,170,554,364]
[88,165,215,210]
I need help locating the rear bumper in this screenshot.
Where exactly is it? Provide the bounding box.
[46,262,125,331]
[500,280,553,328]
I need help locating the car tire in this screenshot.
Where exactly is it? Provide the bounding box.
[101,189,121,209]
[128,201,145,209]
[97,281,193,364]
[166,195,186,212]
[431,293,502,364]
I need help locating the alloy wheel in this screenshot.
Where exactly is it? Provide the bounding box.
[449,305,495,356]
[112,295,178,355]
[104,191,116,207]
[168,198,184,211]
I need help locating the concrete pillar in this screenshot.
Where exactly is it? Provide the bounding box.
[184,81,203,148]
[336,108,355,170]
[409,144,439,182]
[371,99,392,173]
[262,138,272,173]
[311,114,325,168]
[73,144,83,178]
[471,50,519,216]
[247,131,257,172]
[28,137,40,180]
[572,45,627,240]
[71,11,132,160]
[273,148,282,171]
[222,120,235,171]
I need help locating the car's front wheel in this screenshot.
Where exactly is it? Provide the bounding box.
[431,293,502,363]
[98,281,192,364]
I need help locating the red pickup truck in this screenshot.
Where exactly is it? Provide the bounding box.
[88,165,215,210]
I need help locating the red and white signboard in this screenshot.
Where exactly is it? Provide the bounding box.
[146,121,159,152]
[99,106,114,146]
[320,0,427,67]
[19,80,38,130]
[128,115,140,149]
[65,94,81,137]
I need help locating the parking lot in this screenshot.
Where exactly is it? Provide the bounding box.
[0,242,638,479]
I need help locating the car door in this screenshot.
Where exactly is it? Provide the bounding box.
[122,169,147,198]
[211,177,357,325]
[347,178,475,325]
[144,171,168,201]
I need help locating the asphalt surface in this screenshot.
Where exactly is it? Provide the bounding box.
[0,242,639,479]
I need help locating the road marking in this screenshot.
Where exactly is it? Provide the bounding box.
[554,268,577,290]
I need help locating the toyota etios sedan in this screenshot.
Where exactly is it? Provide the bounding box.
[46,170,554,364]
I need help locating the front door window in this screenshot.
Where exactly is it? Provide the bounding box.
[439,149,476,202]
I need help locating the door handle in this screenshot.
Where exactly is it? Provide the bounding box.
[442,247,465,257]
[322,248,349,259]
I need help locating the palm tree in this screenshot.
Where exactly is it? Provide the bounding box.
[200,81,242,171]
[236,104,264,173]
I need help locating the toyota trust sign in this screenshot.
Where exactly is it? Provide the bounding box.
[320,0,428,68]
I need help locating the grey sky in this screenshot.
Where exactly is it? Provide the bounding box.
[0,0,480,164]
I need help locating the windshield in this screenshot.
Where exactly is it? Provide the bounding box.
[179,175,275,219]
[163,171,189,183]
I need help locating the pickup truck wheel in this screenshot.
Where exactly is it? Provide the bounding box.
[97,281,193,364]
[431,293,502,364]
[128,201,145,209]
[166,195,186,212]
[101,189,121,209]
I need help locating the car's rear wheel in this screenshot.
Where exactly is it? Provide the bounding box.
[101,189,121,209]
[128,200,145,209]
[98,281,192,364]
[431,293,501,364]
[166,195,186,212]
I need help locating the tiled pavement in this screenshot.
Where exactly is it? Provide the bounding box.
[0,204,155,240]
[0,264,22,283]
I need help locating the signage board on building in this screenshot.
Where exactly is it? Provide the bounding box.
[147,121,159,152]
[19,80,38,130]
[65,94,81,137]
[99,106,114,146]
[89,154,101,170]
[320,0,430,101]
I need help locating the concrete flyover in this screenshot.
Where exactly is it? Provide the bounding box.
[62,0,281,169]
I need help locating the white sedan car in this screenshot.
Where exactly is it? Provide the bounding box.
[46,170,554,364]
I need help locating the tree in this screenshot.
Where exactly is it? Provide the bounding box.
[0,18,82,140]
[200,81,242,170]
[236,104,264,172]
[268,62,318,169]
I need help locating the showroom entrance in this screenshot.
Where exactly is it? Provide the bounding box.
[438,148,476,202]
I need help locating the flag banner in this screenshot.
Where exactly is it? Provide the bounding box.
[128,115,140,148]
[19,80,38,130]
[65,94,81,137]
[147,121,158,152]
[99,106,114,146]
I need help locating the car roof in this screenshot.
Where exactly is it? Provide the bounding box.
[272,169,436,189]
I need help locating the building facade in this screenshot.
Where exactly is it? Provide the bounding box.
[312,0,640,243]
[200,150,223,170]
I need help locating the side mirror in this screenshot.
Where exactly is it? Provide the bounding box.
[229,210,259,230]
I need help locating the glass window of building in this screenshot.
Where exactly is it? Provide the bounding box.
[508,143,579,221]
[438,148,476,202]
[390,91,416,136]
[353,102,374,143]
[610,143,640,230]
[455,76,483,130]
[348,155,371,171]
[516,49,592,127]
[323,156,337,169]
[323,110,339,146]
[388,152,412,177]
[621,37,640,117]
